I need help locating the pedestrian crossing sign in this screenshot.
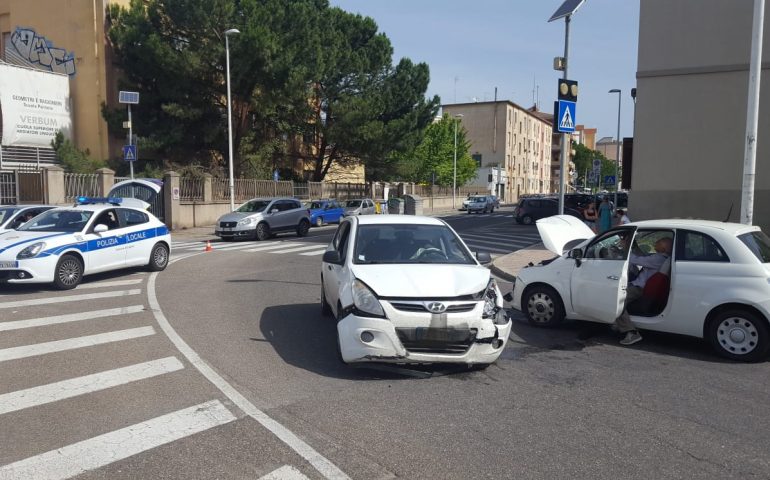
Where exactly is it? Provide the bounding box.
[556,100,576,133]
[123,145,137,162]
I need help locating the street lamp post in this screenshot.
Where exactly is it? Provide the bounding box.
[609,89,622,209]
[453,114,464,209]
[224,28,240,212]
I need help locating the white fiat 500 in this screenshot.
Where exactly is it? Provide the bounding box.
[0,197,170,289]
[510,215,770,361]
[321,215,511,368]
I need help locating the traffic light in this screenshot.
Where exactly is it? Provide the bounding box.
[557,79,578,102]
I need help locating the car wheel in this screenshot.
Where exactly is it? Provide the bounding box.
[315,216,324,227]
[321,280,332,317]
[296,219,310,237]
[255,222,270,241]
[523,285,565,327]
[521,215,534,225]
[53,254,83,290]
[490,206,495,213]
[707,309,770,362]
[147,243,169,271]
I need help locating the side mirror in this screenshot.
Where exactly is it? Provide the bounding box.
[568,248,583,267]
[475,251,492,265]
[94,224,109,234]
[270,208,279,214]
[322,250,343,265]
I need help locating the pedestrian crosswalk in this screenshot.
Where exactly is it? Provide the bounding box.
[172,239,328,257]
[458,227,541,255]
[0,276,314,479]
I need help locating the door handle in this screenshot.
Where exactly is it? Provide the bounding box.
[327,265,332,271]
[606,275,619,280]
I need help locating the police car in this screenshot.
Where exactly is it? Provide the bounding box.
[0,197,171,290]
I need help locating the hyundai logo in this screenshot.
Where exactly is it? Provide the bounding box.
[427,302,447,313]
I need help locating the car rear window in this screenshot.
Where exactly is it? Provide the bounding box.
[738,231,770,263]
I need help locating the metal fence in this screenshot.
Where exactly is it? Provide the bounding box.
[293,182,324,200]
[64,173,100,202]
[114,176,130,184]
[212,178,294,202]
[413,184,480,198]
[0,171,17,205]
[179,177,204,201]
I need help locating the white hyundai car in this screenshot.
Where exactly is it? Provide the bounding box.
[321,215,511,368]
[509,215,770,362]
[0,197,170,289]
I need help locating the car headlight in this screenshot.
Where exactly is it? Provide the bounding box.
[352,279,385,317]
[238,217,256,226]
[481,278,500,318]
[17,242,46,259]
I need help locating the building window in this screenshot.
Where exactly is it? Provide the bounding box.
[472,153,482,167]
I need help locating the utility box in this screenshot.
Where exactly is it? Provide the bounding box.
[404,194,423,216]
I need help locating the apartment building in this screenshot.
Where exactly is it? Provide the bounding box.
[443,101,552,202]
[633,0,769,228]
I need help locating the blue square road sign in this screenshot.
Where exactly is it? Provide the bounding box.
[123,145,137,162]
[604,175,615,185]
[557,100,576,133]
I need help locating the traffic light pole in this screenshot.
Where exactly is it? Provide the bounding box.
[558,14,571,215]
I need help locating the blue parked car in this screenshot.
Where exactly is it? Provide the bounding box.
[308,199,344,227]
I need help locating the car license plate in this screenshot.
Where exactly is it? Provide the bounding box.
[415,327,453,342]
[0,261,18,269]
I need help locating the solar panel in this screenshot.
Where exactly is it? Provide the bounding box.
[548,0,586,22]
[119,91,140,104]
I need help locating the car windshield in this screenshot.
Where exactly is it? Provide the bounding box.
[236,200,270,213]
[353,224,475,265]
[310,201,326,209]
[17,209,93,233]
[0,207,20,224]
[346,200,362,208]
[470,196,486,202]
[738,230,770,263]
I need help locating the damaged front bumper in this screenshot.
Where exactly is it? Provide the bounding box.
[337,303,512,365]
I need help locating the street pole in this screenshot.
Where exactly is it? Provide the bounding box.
[741,0,765,225]
[609,89,621,209]
[127,104,134,181]
[225,29,240,212]
[452,114,463,209]
[558,15,571,215]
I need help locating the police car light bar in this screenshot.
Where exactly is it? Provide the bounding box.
[76,196,123,206]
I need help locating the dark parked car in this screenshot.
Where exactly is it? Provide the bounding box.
[515,198,581,225]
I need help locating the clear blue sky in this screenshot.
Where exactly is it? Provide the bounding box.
[329,0,639,141]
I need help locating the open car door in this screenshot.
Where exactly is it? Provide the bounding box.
[569,228,636,323]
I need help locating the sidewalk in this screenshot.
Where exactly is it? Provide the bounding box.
[490,243,555,282]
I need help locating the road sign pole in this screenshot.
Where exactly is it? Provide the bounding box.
[128,104,134,181]
[558,14,571,215]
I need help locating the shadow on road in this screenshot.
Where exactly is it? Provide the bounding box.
[259,302,491,380]
[0,267,148,294]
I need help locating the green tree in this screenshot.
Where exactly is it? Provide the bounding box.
[51,132,106,173]
[572,142,616,190]
[391,114,476,186]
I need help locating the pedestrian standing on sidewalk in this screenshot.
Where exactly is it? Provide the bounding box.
[616,208,631,225]
[598,196,613,233]
[583,201,598,233]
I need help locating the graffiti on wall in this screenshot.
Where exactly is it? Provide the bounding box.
[8,27,76,76]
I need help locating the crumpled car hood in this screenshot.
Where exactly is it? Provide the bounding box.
[350,263,489,298]
[536,214,595,255]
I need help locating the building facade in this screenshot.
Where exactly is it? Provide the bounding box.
[1,0,128,163]
[443,101,552,202]
[634,0,769,229]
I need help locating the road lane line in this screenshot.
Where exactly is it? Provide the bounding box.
[0,357,184,415]
[0,399,235,480]
[147,273,350,480]
[243,243,303,253]
[0,327,155,363]
[268,245,327,254]
[0,306,145,332]
[298,249,327,256]
[0,290,141,310]
[259,466,310,480]
[76,279,143,290]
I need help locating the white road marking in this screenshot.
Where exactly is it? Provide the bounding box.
[259,465,311,480]
[147,273,350,480]
[0,290,142,310]
[0,305,145,332]
[243,243,303,253]
[268,244,327,254]
[76,279,143,290]
[298,249,327,256]
[209,242,268,251]
[171,241,203,247]
[0,327,155,363]
[0,400,235,480]
[0,357,184,416]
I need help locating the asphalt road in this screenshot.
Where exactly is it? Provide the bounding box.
[2,210,770,479]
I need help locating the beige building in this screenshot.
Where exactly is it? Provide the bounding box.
[443,101,552,202]
[573,125,597,150]
[596,136,622,163]
[634,0,769,229]
[1,0,128,162]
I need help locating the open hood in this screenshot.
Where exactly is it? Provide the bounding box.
[350,264,489,298]
[536,215,595,255]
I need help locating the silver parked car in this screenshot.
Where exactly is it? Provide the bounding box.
[215,197,311,241]
[466,195,494,214]
[343,198,377,216]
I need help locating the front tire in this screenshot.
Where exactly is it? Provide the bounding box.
[148,243,169,271]
[53,254,83,290]
[255,222,271,241]
[521,215,534,225]
[296,219,310,237]
[523,285,565,327]
[315,216,324,227]
[707,309,770,362]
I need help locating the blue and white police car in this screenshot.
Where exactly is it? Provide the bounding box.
[0,197,171,290]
